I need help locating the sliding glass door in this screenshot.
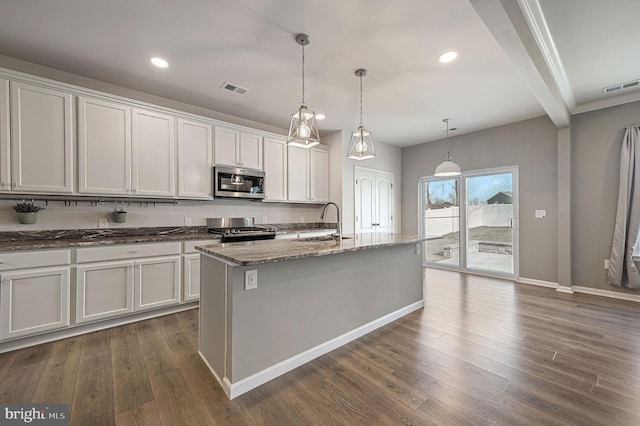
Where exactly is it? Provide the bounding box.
[420,167,518,277]
[422,178,460,266]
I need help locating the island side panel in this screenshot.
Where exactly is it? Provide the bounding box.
[199,255,227,382]
[227,243,422,383]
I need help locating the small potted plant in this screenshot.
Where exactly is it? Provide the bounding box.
[13,201,45,225]
[112,202,127,223]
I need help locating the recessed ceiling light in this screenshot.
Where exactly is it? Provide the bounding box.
[150,57,169,68]
[316,113,326,120]
[438,51,458,64]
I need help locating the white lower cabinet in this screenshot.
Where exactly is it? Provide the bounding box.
[182,253,201,302]
[134,256,181,311]
[0,266,70,340]
[75,242,182,324]
[0,240,211,347]
[182,240,217,302]
[76,260,134,324]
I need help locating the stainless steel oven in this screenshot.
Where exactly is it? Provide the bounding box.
[213,166,265,200]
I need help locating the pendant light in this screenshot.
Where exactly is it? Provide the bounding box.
[347,69,375,160]
[288,34,320,148]
[434,118,461,176]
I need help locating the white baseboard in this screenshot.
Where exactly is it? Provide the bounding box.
[202,299,424,400]
[572,286,640,302]
[556,286,575,294]
[517,277,559,289]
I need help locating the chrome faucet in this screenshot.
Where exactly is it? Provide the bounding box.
[321,202,342,241]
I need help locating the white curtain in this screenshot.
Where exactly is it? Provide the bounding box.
[608,125,640,288]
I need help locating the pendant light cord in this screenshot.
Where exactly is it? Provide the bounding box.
[359,74,363,126]
[301,43,305,105]
[444,118,452,160]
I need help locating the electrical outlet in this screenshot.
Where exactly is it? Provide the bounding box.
[262,216,268,224]
[245,269,258,290]
[98,218,108,229]
[184,217,192,225]
[300,216,304,223]
[604,259,610,269]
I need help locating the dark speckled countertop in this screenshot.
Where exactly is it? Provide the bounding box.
[0,223,337,252]
[196,233,427,266]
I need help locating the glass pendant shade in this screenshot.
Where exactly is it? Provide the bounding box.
[347,125,375,160]
[288,34,320,149]
[434,156,461,176]
[347,68,375,160]
[288,104,320,148]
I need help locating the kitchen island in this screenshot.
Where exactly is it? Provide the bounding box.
[196,233,425,399]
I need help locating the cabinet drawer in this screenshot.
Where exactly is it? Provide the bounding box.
[76,242,181,263]
[183,240,219,253]
[0,249,71,271]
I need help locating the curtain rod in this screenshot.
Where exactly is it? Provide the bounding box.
[625,123,640,128]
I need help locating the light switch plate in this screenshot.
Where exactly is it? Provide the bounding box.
[535,209,547,219]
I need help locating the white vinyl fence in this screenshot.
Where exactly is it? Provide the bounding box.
[425,204,513,235]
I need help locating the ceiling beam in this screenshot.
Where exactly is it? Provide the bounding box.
[469,0,571,128]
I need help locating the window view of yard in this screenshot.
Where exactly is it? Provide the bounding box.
[423,172,514,274]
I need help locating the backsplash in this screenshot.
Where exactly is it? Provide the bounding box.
[0,199,337,232]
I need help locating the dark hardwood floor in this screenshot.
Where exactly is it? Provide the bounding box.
[2,268,640,425]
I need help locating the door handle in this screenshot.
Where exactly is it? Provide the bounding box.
[510,217,517,229]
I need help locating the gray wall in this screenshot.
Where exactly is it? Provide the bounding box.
[401,116,559,283]
[571,101,640,293]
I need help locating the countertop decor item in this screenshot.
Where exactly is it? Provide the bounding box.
[112,202,127,223]
[12,201,45,225]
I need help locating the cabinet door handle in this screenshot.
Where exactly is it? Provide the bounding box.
[12,182,16,188]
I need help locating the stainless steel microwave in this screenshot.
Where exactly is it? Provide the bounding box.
[213,166,265,200]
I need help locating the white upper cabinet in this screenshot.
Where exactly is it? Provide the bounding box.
[132,108,176,197]
[239,131,263,170]
[0,78,9,192]
[214,125,263,170]
[262,136,287,201]
[10,82,74,193]
[213,126,239,167]
[287,145,309,202]
[177,118,213,199]
[309,146,329,203]
[78,96,132,195]
[287,144,329,203]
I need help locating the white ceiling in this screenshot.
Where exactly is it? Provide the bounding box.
[0,0,638,147]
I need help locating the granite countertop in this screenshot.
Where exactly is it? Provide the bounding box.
[196,233,427,266]
[0,223,338,252]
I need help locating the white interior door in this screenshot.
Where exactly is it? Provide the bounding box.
[355,167,394,233]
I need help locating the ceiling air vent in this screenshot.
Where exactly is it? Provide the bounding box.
[602,79,640,94]
[221,81,249,96]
